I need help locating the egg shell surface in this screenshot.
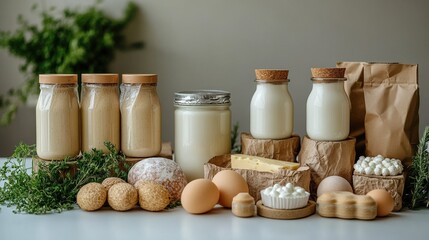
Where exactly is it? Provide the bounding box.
[317,176,353,197]
[181,179,219,214]
[366,189,394,217]
[212,170,249,208]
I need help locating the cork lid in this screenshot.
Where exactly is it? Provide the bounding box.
[122,74,157,84]
[82,74,119,84]
[311,68,346,78]
[255,69,289,82]
[232,192,255,205]
[39,74,78,84]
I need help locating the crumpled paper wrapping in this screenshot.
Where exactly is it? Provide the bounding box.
[353,173,405,211]
[363,63,419,168]
[337,62,366,158]
[298,136,356,198]
[240,133,300,162]
[336,62,419,167]
[204,154,310,201]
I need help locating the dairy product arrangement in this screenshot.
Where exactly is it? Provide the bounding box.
[1,63,423,221]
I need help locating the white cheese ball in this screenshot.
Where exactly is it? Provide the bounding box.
[270,190,280,197]
[374,168,382,176]
[263,183,308,199]
[382,168,390,176]
[354,155,403,176]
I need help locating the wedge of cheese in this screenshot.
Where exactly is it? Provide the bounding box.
[231,154,299,173]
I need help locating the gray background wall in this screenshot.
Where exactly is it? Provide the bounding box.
[0,0,428,156]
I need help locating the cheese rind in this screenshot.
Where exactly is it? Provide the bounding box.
[231,154,299,173]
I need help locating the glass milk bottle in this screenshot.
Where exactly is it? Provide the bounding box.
[36,74,80,160]
[250,69,294,139]
[306,68,350,141]
[81,74,120,153]
[120,74,161,157]
[175,90,231,181]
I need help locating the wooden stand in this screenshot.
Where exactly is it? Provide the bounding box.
[32,156,77,177]
[125,142,174,167]
[240,133,300,162]
[256,200,316,220]
[33,142,174,175]
[298,136,356,198]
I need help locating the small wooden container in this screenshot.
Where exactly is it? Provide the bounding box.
[257,200,316,220]
[232,193,256,218]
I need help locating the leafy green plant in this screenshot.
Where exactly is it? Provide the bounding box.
[406,126,429,209]
[0,1,142,125]
[0,142,130,214]
[231,122,241,153]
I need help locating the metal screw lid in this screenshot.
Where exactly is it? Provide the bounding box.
[174,90,231,105]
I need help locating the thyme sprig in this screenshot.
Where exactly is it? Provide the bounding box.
[0,142,129,214]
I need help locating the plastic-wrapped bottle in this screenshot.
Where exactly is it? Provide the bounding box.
[81,74,120,153]
[36,74,80,160]
[120,74,161,157]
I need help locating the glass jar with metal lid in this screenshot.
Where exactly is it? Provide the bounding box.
[174,90,231,181]
[250,69,294,139]
[120,74,161,157]
[36,74,80,160]
[81,73,120,153]
[306,68,350,141]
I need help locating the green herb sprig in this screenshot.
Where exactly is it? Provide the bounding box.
[231,122,241,153]
[0,142,130,214]
[407,126,429,209]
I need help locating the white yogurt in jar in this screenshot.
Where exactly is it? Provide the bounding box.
[306,78,350,141]
[250,79,293,139]
[174,90,231,181]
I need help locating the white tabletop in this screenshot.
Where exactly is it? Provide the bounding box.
[1,159,428,240]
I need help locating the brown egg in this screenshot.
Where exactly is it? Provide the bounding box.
[367,189,394,217]
[212,170,249,208]
[181,179,219,214]
[317,176,353,197]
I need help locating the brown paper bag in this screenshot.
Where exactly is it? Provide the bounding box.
[353,173,405,211]
[298,136,356,198]
[204,154,310,201]
[336,62,366,158]
[363,63,419,167]
[240,132,300,162]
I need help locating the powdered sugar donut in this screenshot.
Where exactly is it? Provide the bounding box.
[128,157,187,201]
